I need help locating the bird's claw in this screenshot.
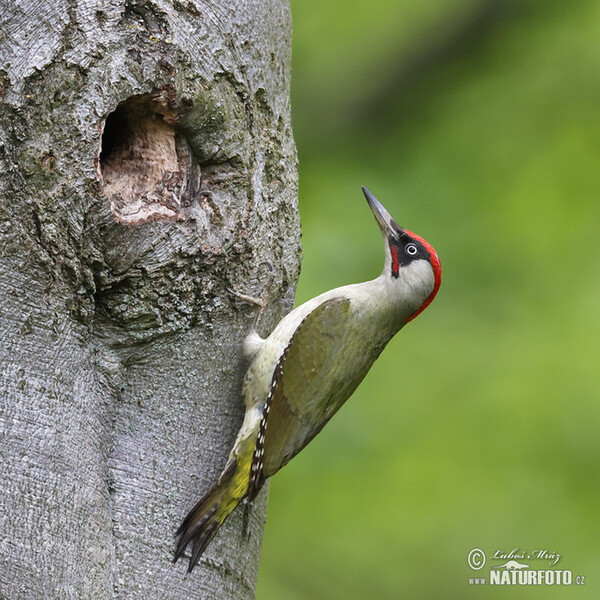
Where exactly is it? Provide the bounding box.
[277,286,295,312]
[228,261,287,328]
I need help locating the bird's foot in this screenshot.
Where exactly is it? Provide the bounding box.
[277,286,295,312]
[226,289,265,309]
[241,497,252,541]
[228,262,275,329]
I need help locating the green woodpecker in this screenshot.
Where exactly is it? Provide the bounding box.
[174,186,441,572]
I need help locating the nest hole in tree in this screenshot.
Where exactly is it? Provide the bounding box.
[99,93,193,225]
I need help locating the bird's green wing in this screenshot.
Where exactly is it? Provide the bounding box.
[255,297,379,482]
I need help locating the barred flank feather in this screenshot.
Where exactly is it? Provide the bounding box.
[173,460,237,573]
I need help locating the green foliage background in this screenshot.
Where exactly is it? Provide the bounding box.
[257,1,600,597]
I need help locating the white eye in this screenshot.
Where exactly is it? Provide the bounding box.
[406,243,418,256]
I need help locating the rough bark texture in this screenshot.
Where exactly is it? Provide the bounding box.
[0,1,300,598]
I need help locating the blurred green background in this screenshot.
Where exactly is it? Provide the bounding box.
[257,0,600,598]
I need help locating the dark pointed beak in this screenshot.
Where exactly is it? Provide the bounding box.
[362,186,402,238]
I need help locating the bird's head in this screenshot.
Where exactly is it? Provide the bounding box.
[362,186,441,321]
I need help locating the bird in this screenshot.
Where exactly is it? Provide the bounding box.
[174,186,441,572]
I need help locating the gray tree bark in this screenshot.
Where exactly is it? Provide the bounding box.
[0,1,300,598]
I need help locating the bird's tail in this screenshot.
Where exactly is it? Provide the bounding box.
[174,457,247,572]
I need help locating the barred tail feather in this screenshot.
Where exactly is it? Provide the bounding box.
[174,460,239,573]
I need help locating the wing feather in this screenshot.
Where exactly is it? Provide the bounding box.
[256,297,380,478]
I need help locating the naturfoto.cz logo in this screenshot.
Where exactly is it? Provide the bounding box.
[467,547,586,586]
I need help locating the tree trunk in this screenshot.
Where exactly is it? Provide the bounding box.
[0,1,300,598]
